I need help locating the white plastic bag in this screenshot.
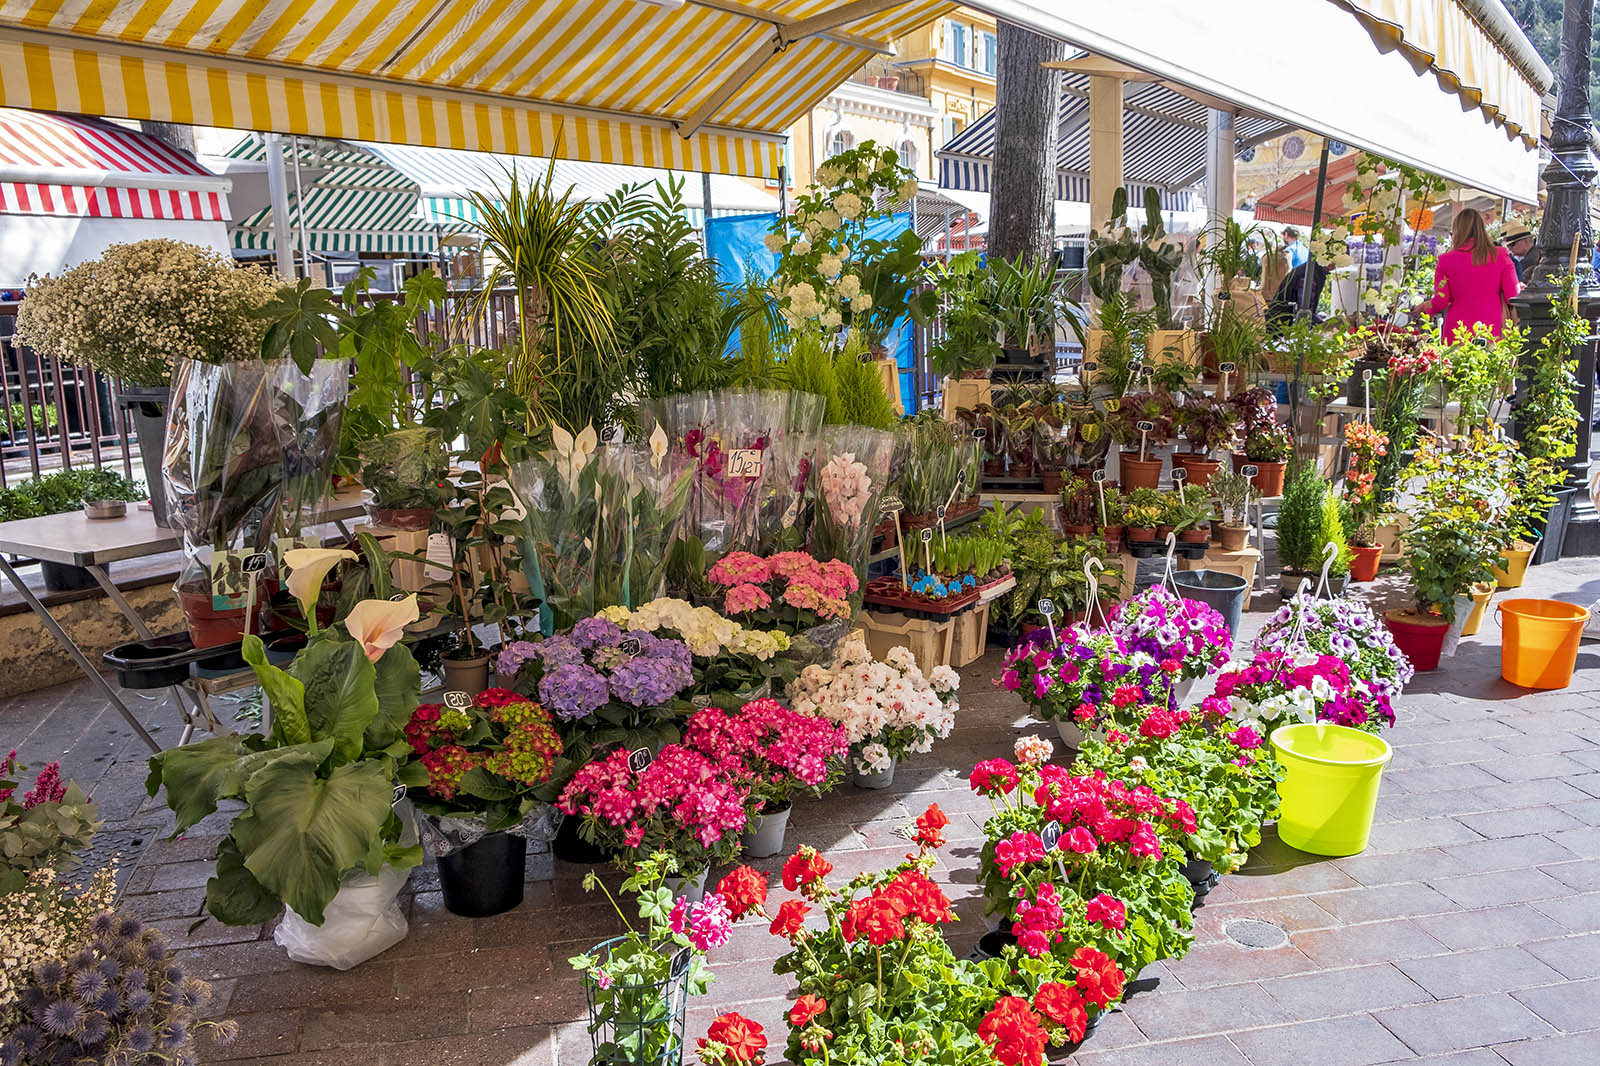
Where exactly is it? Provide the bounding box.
[273,804,416,970]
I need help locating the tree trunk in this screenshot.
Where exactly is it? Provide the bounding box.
[139,121,197,156]
[989,22,1064,265]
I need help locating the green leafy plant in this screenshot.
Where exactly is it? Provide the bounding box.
[1243,421,1293,463]
[833,346,899,429]
[926,251,1003,378]
[1276,463,1328,573]
[1209,470,1255,526]
[1176,395,1236,457]
[1398,430,1521,620]
[359,425,449,512]
[1319,490,1352,577]
[145,603,424,926]
[0,755,99,893]
[0,468,144,522]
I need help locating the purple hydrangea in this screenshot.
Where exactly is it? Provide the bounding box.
[538,663,610,720]
[494,640,540,677]
[608,655,693,707]
[531,636,583,668]
[570,617,623,651]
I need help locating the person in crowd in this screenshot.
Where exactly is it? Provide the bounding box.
[1283,226,1308,269]
[1266,260,1329,331]
[1423,207,1519,339]
[1243,234,1264,280]
[1501,221,1534,283]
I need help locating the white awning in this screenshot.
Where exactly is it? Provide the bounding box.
[972,0,1546,202]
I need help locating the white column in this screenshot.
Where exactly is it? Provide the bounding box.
[263,133,297,281]
[1089,76,1125,228]
[1205,108,1237,302]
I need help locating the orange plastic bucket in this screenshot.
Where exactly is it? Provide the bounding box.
[1496,599,1589,689]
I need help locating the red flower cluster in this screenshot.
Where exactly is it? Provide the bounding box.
[1013,882,1065,957]
[789,994,827,1027]
[1084,892,1127,931]
[977,996,1048,1066]
[1032,766,1197,855]
[840,869,954,947]
[1137,706,1192,740]
[717,866,769,920]
[768,899,810,939]
[699,1012,767,1065]
[913,804,950,849]
[782,846,833,894]
[994,830,1047,878]
[418,744,482,800]
[970,758,1021,796]
[1032,948,1126,1045]
[1070,946,1125,1008]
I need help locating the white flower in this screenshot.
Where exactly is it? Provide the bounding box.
[793,238,812,255]
[834,192,864,221]
[1014,734,1053,765]
[897,178,919,202]
[1128,756,1149,774]
[819,310,843,329]
[856,161,873,180]
[853,293,873,311]
[817,209,842,231]
[816,165,841,187]
[763,232,785,254]
[819,254,843,278]
[929,665,959,694]
[836,274,862,300]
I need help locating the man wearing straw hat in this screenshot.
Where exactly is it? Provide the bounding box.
[1501,221,1534,283]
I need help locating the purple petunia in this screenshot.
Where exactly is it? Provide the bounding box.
[538,663,611,720]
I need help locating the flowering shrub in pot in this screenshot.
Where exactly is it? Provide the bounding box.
[593,598,797,708]
[681,697,849,857]
[969,751,1196,982]
[1212,651,1396,733]
[569,853,726,1066]
[788,639,958,780]
[997,624,1166,743]
[1106,585,1231,692]
[702,550,859,666]
[1253,593,1414,705]
[401,688,563,917]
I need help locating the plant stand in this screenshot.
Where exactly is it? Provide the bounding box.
[860,609,956,673]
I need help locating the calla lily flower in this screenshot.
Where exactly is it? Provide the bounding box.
[551,422,600,487]
[344,595,419,662]
[649,424,669,470]
[283,548,358,630]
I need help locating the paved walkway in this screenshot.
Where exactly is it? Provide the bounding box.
[5,557,1600,1066]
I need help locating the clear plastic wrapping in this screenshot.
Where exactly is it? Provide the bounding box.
[809,426,896,578]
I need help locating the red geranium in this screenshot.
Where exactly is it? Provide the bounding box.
[977,996,1048,1066]
[970,758,1020,796]
[699,1012,767,1065]
[913,803,950,849]
[884,869,955,926]
[1070,946,1126,1009]
[1033,981,1088,1044]
[1084,892,1127,932]
[717,866,768,920]
[782,847,833,893]
[841,894,905,946]
[768,898,811,939]
[1063,826,1098,855]
[994,830,1047,878]
[789,994,827,1028]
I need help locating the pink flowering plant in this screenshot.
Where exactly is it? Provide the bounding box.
[788,639,959,774]
[0,751,99,893]
[1213,649,1396,733]
[1072,704,1283,874]
[1107,586,1232,683]
[808,429,894,576]
[557,742,751,870]
[682,698,849,815]
[569,852,721,1066]
[969,748,1195,981]
[1252,592,1414,705]
[706,550,860,633]
[997,624,1167,731]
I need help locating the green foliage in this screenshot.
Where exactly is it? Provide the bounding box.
[1519,273,1584,469]
[998,518,1124,628]
[1399,431,1523,619]
[256,277,345,375]
[1208,470,1255,524]
[774,330,843,422]
[1319,490,1352,578]
[1276,463,1328,572]
[926,251,1003,378]
[990,255,1067,352]
[146,630,423,926]
[897,419,974,515]
[332,268,447,471]
[931,532,1009,579]
[833,347,898,429]
[0,468,144,522]
[0,755,100,894]
[359,425,449,511]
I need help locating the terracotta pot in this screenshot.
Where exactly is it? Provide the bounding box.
[1349,544,1383,582]
[983,460,1007,477]
[1063,523,1094,538]
[1099,524,1124,551]
[441,653,490,695]
[1042,471,1065,493]
[366,503,435,532]
[1231,454,1286,497]
[1118,450,1164,490]
[1384,608,1450,672]
[1172,453,1222,489]
[1218,524,1250,552]
[179,589,250,649]
[1127,527,1156,544]
[1156,525,1174,541]
[1179,527,1208,544]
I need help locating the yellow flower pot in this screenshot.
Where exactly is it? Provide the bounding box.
[1460,582,1496,637]
[1491,541,1536,589]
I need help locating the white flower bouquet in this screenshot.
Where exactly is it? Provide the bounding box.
[787,637,959,774]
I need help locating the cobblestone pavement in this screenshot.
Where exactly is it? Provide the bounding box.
[6,556,1600,1066]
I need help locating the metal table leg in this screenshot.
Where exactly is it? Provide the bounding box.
[84,565,219,739]
[0,555,160,753]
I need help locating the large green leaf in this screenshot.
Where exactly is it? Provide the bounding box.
[243,635,310,746]
[291,639,379,764]
[232,753,396,926]
[146,735,251,830]
[206,836,283,926]
[458,767,516,802]
[366,643,421,752]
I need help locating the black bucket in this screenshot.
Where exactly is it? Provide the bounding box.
[438,831,527,918]
[1173,569,1248,646]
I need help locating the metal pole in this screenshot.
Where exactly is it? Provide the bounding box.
[290,134,311,277]
[263,133,297,282]
[1292,141,1332,439]
[701,170,714,253]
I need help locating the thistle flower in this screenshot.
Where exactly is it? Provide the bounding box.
[87,913,116,937]
[159,1020,189,1048]
[32,959,66,989]
[123,1025,155,1053]
[70,968,107,1001]
[39,999,84,1035]
[80,1011,110,1044]
[116,916,142,939]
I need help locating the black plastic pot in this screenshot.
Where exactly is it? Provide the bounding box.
[976,925,1018,958]
[438,831,527,918]
[116,386,171,527]
[552,811,613,865]
[1344,357,1387,409]
[1531,488,1576,566]
[1181,857,1220,905]
[102,631,217,689]
[41,560,102,592]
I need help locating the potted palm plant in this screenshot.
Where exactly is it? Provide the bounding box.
[990,256,1062,367]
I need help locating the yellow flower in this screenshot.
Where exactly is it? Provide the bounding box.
[283,548,357,627]
[344,595,419,662]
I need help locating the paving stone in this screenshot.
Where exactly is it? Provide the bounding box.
[1227,1014,1415,1066]
[204,1007,302,1061]
[1454,805,1588,839]
[299,995,472,1049]
[1257,963,1432,1018]
[1511,978,1600,1033]
[1567,773,1600,798]
[1540,857,1600,891]
[1415,903,1571,951]
[1216,862,1362,900]
[1332,847,1468,887]
[1494,1031,1600,1066]
[1396,945,1566,998]
[1384,762,1505,794]
[1430,867,1572,909]
[1160,941,1320,989]
[1489,731,1592,756]
[1310,881,1457,924]
[1292,919,1452,968]
[1364,817,1485,853]
[1122,982,1290,1040]
[1523,933,1600,979]
[1073,1034,1253,1066]
[1531,891,1600,933]
[1374,994,1556,1055]
[1441,834,1581,871]
[1482,752,1594,783]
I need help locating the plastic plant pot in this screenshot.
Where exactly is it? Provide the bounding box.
[1270,723,1393,856]
[1173,569,1247,646]
[438,831,527,918]
[1383,608,1449,672]
[1496,599,1590,689]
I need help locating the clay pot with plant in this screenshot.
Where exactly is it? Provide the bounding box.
[1234,422,1293,497]
[361,425,450,531]
[1174,395,1236,488]
[1060,479,1098,537]
[1123,488,1164,556]
[1209,470,1255,552]
[1341,421,1389,581]
[1113,391,1175,490]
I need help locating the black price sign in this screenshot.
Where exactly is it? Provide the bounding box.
[670,947,692,979]
[242,552,271,574]
[443,690,473,711]
[1041,821,1063,851]
[973,428,988,441]
[618,636,643,657]
[1037,598,1055,617]
[1136,420,1155,433]
[628,747,653,773]
[1219,361,1237,374]
[1082,361,1099,372]
[1171,466,1188,481]
[936,504,947,520]
[1241,464,1260,477]
[920,528,933,544]
[1091,470,1107,483]
[956,470,967,490]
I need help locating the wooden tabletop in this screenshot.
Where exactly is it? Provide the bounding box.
[0,489,369,567]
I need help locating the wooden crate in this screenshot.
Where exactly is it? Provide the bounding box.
[876,358,905,418]
[952,601,991,667]
[860,608,956,674]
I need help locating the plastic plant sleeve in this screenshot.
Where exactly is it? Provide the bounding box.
[810,425,896,579]
[270,360,348,555]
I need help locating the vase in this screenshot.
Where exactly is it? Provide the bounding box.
[1383,608,1450,672]
[116,386,172,527]
[740,804,792,858]
[1232,453,1286,497]
[852,758,897,790]
[441,652,490,695]
[1055,719,1087,747]
[438,831,527,918]
[1349,544,1383,582]
[1063,523,1094,538]
[665,867,709,904]
[1118,450,1164,490]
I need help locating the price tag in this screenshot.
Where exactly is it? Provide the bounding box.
[389,591,410,602]
[618,636,643,657]
[1241,464,1260,478]
[936,504,947,521]
[880,493,903,515]
[670,947,692,979]
[921,528,933,545]
[1219,361,1237,374]
[1041,821,1063,851]
[973,428,988,441]
[443,690,473,711]
[392,784,406,806]
[1091,469,1107,483]
[1362,369,1373,381]
[628,747,653,773]
[956,470,967,491]
[1082,361,1099,373]
[781,497,801,529]
[425,532,454,582]
[242,552,271,574]
[726,449,764,478]
[1171,466,1188,481]
[1136,420,1155,433]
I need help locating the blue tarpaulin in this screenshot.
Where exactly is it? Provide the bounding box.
[706,212,918,413]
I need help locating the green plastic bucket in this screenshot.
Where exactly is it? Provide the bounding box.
[1270,723,1393,856]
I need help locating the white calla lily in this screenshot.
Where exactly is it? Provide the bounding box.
[649,424,669,470]
[283,548,358,631]
[344,595,419,662]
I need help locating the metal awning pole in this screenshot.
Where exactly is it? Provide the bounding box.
[1292,140,1332,440]
[290,135,311,277]
[701,170,714,252]
[263,133,296,281]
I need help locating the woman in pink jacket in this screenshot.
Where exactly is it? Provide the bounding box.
[1423,208,1519,339]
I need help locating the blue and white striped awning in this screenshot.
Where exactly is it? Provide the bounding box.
[937,67,1294,213]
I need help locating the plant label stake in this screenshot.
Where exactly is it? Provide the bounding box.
[443,690,473,711]
[1362,368,1373,423]
[1041,821,1063,851]
[1136,420,1155,463]
[628,747,653,774]
[921,527,933,576]
[1163,533,1179,593]
[241,551,270,637]
[670,946,692,980]
[1093,470,1108,525]
[1172,465,1187,502]
[936,504,948,550]
[1038,597,1057,647]
[973,428,987,442]
[1240,464,1259,479]
[1219,361,1235,399]
[1315,541,1339,600]
[1084,557,1105,629]
[1082,360,1098,387]
[882,496,908,589]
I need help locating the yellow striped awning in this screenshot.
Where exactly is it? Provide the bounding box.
[0,0,955,178]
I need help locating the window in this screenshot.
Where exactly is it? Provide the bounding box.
[943,19,968,67]
[977,31,997,76]
[828,129,854,157]
[898,139,920,175]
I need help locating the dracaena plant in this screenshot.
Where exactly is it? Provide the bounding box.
[145,596,425,926]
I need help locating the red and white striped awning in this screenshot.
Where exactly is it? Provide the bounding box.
[0,109,229,221]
